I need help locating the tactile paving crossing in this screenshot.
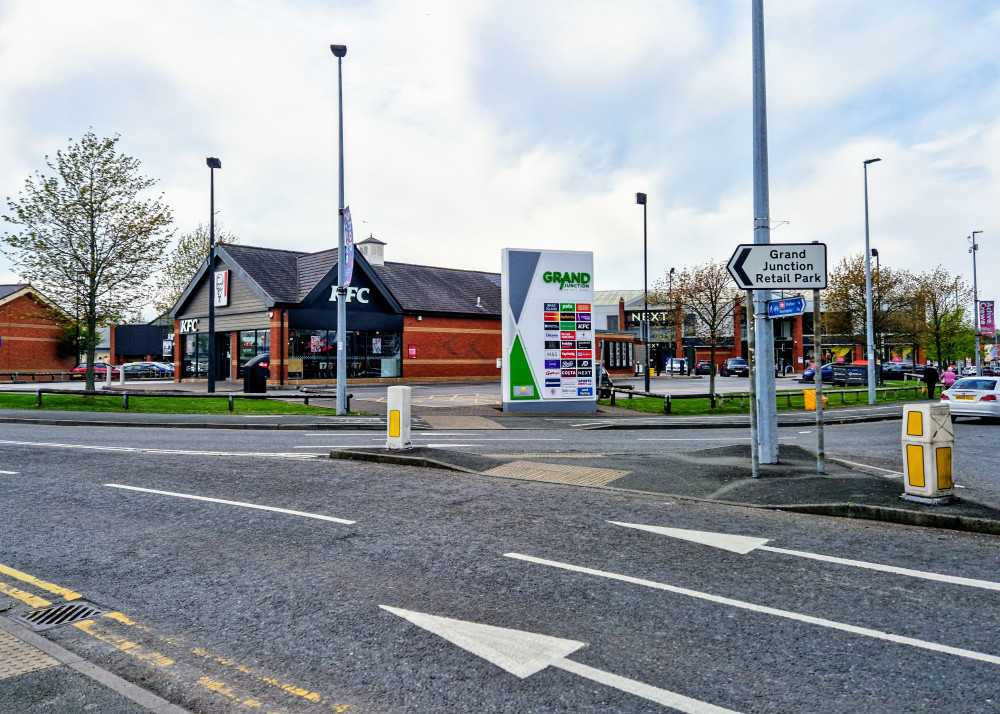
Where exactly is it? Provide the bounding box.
[0,629,58,680]
[482,460,628,487]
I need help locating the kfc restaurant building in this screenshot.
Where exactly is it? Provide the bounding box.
[170,238,503,384]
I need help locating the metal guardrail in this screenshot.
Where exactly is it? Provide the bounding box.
[0,388,352,413]
[1,372,75,383]
[606,384,930,414]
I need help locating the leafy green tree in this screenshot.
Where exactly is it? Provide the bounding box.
[153,223,237,315]
[915,265,972,366]
[2,131,173,389]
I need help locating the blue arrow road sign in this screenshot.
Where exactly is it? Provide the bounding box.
[766,296,806,318]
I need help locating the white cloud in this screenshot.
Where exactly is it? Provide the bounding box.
[0,0,998,305]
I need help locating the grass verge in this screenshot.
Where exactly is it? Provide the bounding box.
[601,382,932,415]
[0,392,342,415]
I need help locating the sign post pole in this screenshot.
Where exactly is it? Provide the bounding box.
[813,288,824,475]
[746,291,759,479]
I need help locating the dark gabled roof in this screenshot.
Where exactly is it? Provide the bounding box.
[175,242,501,318]
[0,284,28,300]
[220,244,305,304]
[296,248,339,301]
[373,262,501,316]
[357,235,386,245]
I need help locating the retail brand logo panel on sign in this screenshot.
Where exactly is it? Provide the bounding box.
[213,270,230,307]
[501,249,596,413]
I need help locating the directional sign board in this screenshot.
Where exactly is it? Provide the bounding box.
[765,295,805,319]
[727,243,827,290]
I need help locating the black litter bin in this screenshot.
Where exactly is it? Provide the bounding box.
[243,353,270,393]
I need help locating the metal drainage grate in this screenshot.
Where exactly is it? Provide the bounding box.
[12,601,103,631]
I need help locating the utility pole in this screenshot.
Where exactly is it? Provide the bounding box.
[206,157,222,393]
[970,230,983,375]
[331,44,348,414]
[636,193,650,392]
[752,0,777,463]
[862,158,881,404]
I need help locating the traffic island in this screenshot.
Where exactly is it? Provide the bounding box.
[329,443,1000,535]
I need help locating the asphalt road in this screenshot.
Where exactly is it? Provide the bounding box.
[1,423,998,712]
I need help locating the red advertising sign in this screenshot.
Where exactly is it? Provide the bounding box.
[979,300,995,337]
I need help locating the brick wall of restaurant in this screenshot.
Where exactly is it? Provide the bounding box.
[0,293,74,372]
[402,315,501,378]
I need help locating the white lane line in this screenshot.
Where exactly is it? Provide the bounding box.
[293,445,383,449]
[0,439,319,461]
[0,470,18,475]
[637,437,798,442]
[105,484,356,524]
[504,553,1000,666]
[829,457,967,488]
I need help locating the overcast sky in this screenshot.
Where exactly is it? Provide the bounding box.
[2,0,998,303]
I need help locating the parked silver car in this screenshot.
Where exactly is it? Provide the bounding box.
[941,377,1000,420]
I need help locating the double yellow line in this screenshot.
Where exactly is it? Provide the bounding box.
[0,562,351,712]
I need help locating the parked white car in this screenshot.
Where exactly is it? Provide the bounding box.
[941,377,1000,420]
[961,365,978,376]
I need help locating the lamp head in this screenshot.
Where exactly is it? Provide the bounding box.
[330,44,347,58]
[871,248,879,257]
[863,157,882,165]
[206,157,222,169]
[635,192,647,205]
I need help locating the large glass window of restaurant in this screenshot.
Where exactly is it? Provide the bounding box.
[237,329,270,376]
[287,328,401,379]
[181,333,209,378]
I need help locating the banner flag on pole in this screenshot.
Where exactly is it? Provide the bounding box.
[343,206,355,286]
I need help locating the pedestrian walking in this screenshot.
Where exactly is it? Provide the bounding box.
[940,366,957,389]
[923,364,940,400]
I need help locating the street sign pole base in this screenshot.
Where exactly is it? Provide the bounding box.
[900,493,955,506]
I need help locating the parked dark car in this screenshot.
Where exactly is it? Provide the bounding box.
[802,362,834,383]
[245,353,270,379]
[880,361,914,379]
[719,357,749,377]
[695,360,712,375]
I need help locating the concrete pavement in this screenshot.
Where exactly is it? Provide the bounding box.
[1,423,998,712]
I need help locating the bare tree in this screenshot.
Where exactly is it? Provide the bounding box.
[669,261,740,406]
[824,253,916,355]
[153,223,238,315]
[2,131,173,389]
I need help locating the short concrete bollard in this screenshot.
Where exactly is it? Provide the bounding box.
[900,402,954,504]
[386,386,412,450]
[105,366,112,387]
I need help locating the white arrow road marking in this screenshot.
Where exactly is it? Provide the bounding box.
[610,522,769,555]
[504,553,1000,666]
[609,522,1000,591]
[105,484,356,524]
[380,606,740,713]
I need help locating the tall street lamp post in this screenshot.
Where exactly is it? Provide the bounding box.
[862,157,881,405]
[668,266,676,376]
[970,230,983,375]
[206,157,222,394]
[636,192,649,392]
[871,247,880,361]
[331,43,348,415]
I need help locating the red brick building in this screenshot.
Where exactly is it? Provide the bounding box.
[0,284,74,373]
[170,238,503,384]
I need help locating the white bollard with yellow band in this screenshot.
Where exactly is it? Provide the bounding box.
[386,385,412,450]
[900,403,954,504]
